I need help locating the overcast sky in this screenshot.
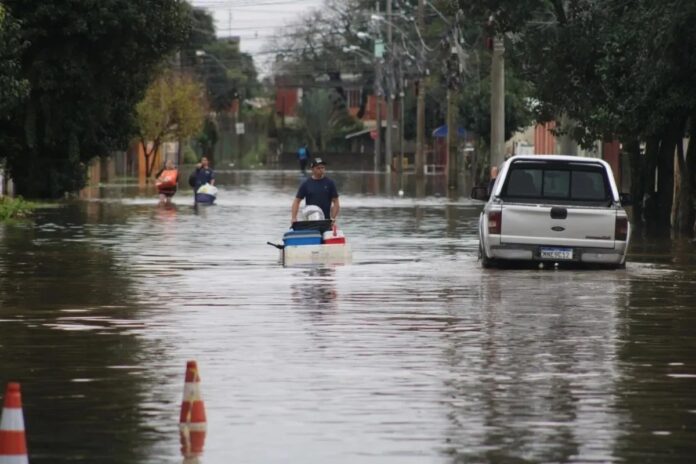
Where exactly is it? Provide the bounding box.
[190,0,324,73]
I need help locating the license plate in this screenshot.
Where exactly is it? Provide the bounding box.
[540,247,573,260]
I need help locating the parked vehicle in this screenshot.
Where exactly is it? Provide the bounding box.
[474,155,631,269]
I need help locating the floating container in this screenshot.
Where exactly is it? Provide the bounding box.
[322,228,346,245]
[195,193,216,204]
[283,230,322,246]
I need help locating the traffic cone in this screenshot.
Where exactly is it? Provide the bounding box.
[179,361,206,458]
[0,382,29,464]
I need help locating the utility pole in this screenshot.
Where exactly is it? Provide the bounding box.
[447,31,458,190]
[446,90,458,189]
[385,0,393,173]
[374,1,382,172]
[490,36,505,168]
[414,0,426,178]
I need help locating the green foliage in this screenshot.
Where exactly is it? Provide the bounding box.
[461,0,696,144]
[182,144,199,164]
[0,0,193,198]
[297,89,363,152]
[136,70,206,176]
[0,196,36,221]
[196,116,219,158]
[457,66,534,147]
[0,5,28,116]
[456,0,696,233]
[198,40,260,111]
[179,8,261,113]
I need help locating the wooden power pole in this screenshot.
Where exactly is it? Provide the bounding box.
[374,1,381,171]
[490,36,505,168]
[414,0,426,178]
[385,0,393,173]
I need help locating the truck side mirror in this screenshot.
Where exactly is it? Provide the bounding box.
[471,186,490,201]
[619,193,632,206]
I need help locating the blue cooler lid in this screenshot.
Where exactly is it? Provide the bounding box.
[283,230,321,239]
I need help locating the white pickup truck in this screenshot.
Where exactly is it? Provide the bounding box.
[477,155,631,268]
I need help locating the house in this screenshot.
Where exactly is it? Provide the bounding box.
[505,122,623,187]
[273,75,399,139]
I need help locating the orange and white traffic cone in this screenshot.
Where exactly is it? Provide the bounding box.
[0,382,29,464]
[179,361,206,458]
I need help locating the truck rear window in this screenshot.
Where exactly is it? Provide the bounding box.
[501,162,610,204]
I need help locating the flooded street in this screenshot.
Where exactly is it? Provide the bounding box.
[1,171,695,463]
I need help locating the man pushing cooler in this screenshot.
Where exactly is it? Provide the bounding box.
[291,158,340,224]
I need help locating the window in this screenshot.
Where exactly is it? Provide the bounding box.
[506,169,540,197]
[571,170,606,200]
[346,89,362,109]
[502,162,609,204]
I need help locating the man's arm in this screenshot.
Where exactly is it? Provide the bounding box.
[330,197,340,221]
[291,197,301,223]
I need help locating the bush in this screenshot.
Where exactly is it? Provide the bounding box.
[0,196,37,221]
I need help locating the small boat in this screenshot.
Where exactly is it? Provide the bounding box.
[268,220,352,266]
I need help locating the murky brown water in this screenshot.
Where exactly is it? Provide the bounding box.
[1,171,695,463]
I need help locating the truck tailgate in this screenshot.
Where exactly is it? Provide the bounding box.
[500,204,616,248]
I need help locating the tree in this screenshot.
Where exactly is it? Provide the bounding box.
[297,89,361,153]
[0,0,192,198]
[0,5,28,117]
[196,116,219,159]
[136,70,206,177]
[457,0,696,235]
[179,8,260,113]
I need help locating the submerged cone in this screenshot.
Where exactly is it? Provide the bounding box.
[179,361,206,458]
[0,382,28,464]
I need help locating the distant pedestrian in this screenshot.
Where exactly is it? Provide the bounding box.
[297,143,310,173]
[189,156,215,191]
[188,156,216,204]
[155,159,179,204]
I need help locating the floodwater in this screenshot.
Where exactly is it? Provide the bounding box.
[1,170,695,463]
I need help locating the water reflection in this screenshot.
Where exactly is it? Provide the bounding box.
[614,262,696,462]
[291,268,339,318]
[0,205,159,463]
[440,270,626,462]
[1,171,695,463]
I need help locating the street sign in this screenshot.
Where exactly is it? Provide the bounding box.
[374,40,385,58]
[235,122,245,135]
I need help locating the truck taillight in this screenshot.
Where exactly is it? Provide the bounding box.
[488,210,502,234]
[615,216,628,241]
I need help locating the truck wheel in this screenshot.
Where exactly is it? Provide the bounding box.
[479,243,495,269]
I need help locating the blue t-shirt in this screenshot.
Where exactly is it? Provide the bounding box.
[296,177,338,219]
[194,167,214,189]
[297,147,308,160]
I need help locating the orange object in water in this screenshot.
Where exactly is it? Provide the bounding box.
[156,169,178,189]
[0,382,29,464]
[179,361,207,458]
